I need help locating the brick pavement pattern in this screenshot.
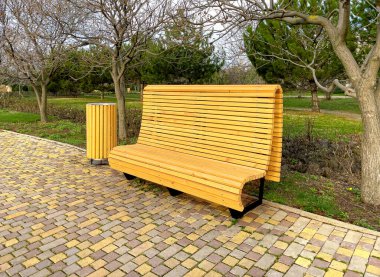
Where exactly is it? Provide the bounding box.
[0,131,380,277]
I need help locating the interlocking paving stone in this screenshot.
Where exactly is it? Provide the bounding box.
[1,131,380,277]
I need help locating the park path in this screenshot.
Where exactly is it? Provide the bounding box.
[0,131,379,277]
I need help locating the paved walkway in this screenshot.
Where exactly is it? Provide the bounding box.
[0,131,379,277]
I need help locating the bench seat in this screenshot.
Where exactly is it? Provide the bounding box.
[108,85,283,217]
[109,144,265,211]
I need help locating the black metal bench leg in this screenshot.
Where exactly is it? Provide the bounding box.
[167,188,183,196]
[229,178,265,219]
[124,173,136,180]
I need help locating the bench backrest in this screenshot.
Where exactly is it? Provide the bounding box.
[139,85,283,182]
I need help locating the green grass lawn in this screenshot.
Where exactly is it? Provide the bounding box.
[283,110,362,140]
[48,94,142,110]
[284,97,361,114]
[0,110,86,147]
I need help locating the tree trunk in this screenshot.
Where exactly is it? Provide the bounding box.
[325,90,332,100]
[114,76,127,141]
[32,84,48,123]
[358,85,380,206]
[311,82,320,112]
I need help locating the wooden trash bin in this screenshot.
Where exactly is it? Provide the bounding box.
[86,103,117,165]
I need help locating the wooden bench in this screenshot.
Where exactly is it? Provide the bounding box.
[109,85,283,218]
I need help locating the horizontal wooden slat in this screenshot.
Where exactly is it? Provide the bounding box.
[144,84,281,93]
[144,101,276,112]
[110,153,242,194]
[139,129,272,154]
[143,106,277,119]
[144,94,278,103]
[109,160,244,211]
[112,144,265,182]
[138,137,269,170]
[142,116,274,135]
[141,123,272,146]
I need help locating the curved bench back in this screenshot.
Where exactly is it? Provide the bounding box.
[139,85,283,182]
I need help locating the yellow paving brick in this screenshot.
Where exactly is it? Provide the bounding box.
[367,265,380,275]
[136,223,156,235]
[238,258,255,269]
[185,268,206,277]
[135,264,152,275]
[66,240,80,248]
[185,218,197,224]
[184,245,198,254]
[5,211,27,220]
[204,270,223,277]
[354,248,370,259]
[90,237,116,252]
[273,241,288,250]
[253,245,267,255]
[372,250,380,258]
[91,259,107,270]
[78,249,93,258]
[164,258,180,268]
[4,238,18,247]
[285,216,297,222]
[134,255,149,265]
[78,257,94,267]
[23,257,40,268]
[313,233,328,241]
[164,237,177,245]
[50,253,67,263]
[337,247,353,257]
[199,260,214,271]
[165,221,176,227]
[187,234,199,241]
[0,254,13,264]
[331,230,345,237]
[252,232,264,240]
[130,241,154,257]
[67,198,85,207]
[87,268,109,277]
[31,223,44,230]
[267,219,279,225]
[305,244,321,253]
[222,256,239,267]
[109,211,128,220]
[108,270,126,277]
[103,244,118,253]
[273,262,289,273]
[78,218,99,228]
[41,226,65,238]
[254,217,266,224]
[180,258,195,269]
[330,260,347,271]
[325,268,344,277]
[316,252,333,262]
[77,241,92,250]
[231,231,250,244]
[295,257,311,268]
[361,237,375,244]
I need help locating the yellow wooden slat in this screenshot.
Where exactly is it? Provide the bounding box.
[141,122,272,145]
[141,120,273,140]
[144,98,276,108]
[138,137,270,170]
[142,114,274,130]
[109,160,244,211]
[143,106,276,119]
[144,101,276,111]
[143,109,275,123]
[144,94,277,103]
[139,129,272,155]
[109,153,242,193]
[144,84,280,93]
[112,144,265,183]
[144,91,276,97]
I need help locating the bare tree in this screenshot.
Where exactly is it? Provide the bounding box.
[1,0,81,122]
[189,0,380,205]
[71,0,172,140]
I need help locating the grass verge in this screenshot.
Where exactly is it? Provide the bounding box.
[284,98,360,114]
